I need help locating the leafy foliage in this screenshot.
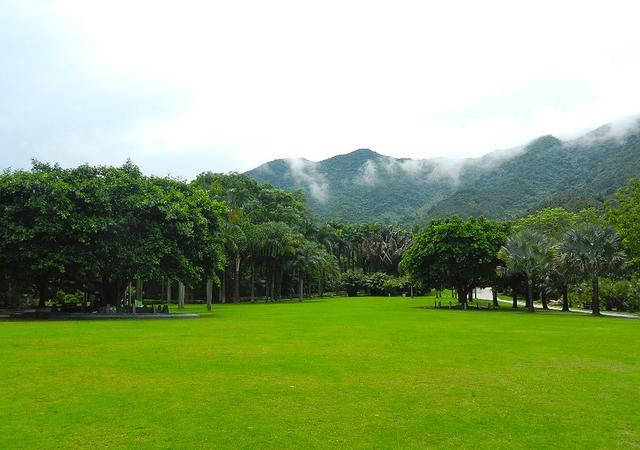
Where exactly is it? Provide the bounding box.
[498,230,552,311]
[0,161,226,306]
[607,178,640,269]
[557,223,626,314]
[400,216,507,303]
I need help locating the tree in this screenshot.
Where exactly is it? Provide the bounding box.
[193,172,312,302]
[400,216,505,306]
[313,250,339,297]
[0,162,226,308]
[498,230,551,312]
[0,163,79,306]
[256,222,303,300]
[292,241,325,301]
[544,255,575,312]
[558,223,626,315]
[514,207,601,241]
[607,179,640,270]
[223,218,248,303]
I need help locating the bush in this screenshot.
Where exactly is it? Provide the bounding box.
[571,278,640,312]
[54,290,85,306]
[365,272,390,296]
[382,276,412,296]
[339,271,367,297]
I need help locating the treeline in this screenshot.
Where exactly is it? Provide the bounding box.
[1,161,639,314]
[400,189,640,313]
[0,163,414,308]
[191,173,415,301]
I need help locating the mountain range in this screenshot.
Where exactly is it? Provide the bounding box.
[246,118,640,224]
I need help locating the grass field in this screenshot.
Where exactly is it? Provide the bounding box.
[1,296,639,449]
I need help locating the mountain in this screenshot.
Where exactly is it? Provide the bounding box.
[247,148,459,223]
[246,118,640,223]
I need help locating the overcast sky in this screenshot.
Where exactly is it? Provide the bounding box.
[2,0,640,178]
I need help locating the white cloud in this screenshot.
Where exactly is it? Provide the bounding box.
[285,158,329,203]
[355,160,378,186]
[1,0,640,177]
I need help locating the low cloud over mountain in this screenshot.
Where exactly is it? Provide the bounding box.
[247,117,640,223]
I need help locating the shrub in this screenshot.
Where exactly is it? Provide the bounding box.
[365,272,390,296]
[339,271,367,297]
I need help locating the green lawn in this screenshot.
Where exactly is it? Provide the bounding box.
[1,296,639,449]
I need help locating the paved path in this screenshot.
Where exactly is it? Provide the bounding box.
[474,288,639,319]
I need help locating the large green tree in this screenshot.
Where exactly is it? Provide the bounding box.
[0,162,226,308]
[400,216,505,306]
[0,163,79,306]
[513,207,601,241]
[607,179,640,270]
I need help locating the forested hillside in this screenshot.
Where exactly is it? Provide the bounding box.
[426,128,640,219]
[247,119,640,223]
[247,149,457,223]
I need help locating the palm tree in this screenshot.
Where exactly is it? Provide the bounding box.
[242,223,261,302]
[314,251,339,297]
[498,230,551,312]
[292,241,324,301]
[224,221,247,303]
[558,224,626,315]
[544,252,575,312]
[257,222,302,301]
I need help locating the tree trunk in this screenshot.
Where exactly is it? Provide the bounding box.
[37,280,50,308]
[206,278,213,311]
[270,270,276,301]
[512,291,518,309]
[591,276,600,315]
[221,271,226,304]
[166,279,172,305]
[541,290,548,310]
[562,286,569,312]
[101,279,126,308]
[457,286,467,308]
[299,271,304,302]
[233,253,241,303]
[492,287,499,308]
[178,281,185,309]
[527,278,534,313]
[250,262,255,302]
[135,279,143,313]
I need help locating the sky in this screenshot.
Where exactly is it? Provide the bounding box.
[2,0,640,178]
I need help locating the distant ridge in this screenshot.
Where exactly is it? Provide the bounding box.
[246,117,640,224]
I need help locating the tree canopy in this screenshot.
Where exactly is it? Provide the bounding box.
[400,216,508,304]
[0,162,226,306]
[607,179,640,269]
